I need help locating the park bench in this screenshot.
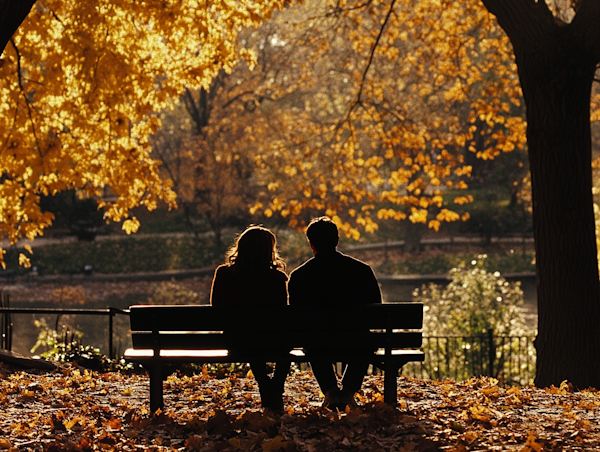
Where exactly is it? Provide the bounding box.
[124,303,424,412]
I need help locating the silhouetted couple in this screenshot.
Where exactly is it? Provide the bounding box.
[210,217,382,411]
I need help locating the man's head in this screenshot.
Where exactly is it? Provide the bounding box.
[306,216,339,254]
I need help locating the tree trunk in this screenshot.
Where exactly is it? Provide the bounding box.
[480,0,600,388]
[520,52,600,389]
[0,0,37,55]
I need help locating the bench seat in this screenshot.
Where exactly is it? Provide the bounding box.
[125,303,424,411]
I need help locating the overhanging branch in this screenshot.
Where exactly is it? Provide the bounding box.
[11,38,43,158]
[572,0,600,62]
[354,0,396,105]
[479,0,556,54]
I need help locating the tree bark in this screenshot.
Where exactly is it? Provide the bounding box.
[0,0,37,55]
[481,0,600,388]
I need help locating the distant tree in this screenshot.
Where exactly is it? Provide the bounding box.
[153,17,301,247]
[154,92,257,248]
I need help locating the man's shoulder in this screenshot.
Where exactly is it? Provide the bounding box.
[336,252,375,271]
[337,252,367,265]
[289,257,316,277]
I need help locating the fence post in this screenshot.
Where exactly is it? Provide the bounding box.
[487,329,495,377]
[1,293,11,351]
[109,308,115,359]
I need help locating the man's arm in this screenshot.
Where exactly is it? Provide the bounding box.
[365,267,383,304]
[287,270,308,305]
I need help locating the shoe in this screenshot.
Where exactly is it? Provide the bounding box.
[260,382,284,411]
[323,389,357,411]
[337,390,358,410]
[322,389,342,409]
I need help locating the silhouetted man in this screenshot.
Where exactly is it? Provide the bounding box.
[288,216,382,409]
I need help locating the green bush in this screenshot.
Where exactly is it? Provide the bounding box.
[31,319,141,372]
[412,256,536,384]
[147,280,207,305]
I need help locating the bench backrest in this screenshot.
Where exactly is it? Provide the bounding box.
[129,303,423,353]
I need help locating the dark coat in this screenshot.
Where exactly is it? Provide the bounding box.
[288,250,382,306]
[210,264,288,307]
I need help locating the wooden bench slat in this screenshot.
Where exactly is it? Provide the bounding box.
[129,303,423,331]
[124,348,425,364]
[125,349,229,358]
[130,331,423,350]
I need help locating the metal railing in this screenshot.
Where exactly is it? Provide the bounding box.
[0,293,11,351]
[0,303,130,359]
[2,302,537,384]
[403,330,536,385]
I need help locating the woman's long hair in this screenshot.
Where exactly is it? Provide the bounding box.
[226,226,286,273]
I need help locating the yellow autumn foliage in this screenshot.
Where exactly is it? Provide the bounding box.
[3,0,535,247]
[247,0,525,237]
[0,0,286,249]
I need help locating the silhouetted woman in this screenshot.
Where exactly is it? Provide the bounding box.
[210,226,290,410]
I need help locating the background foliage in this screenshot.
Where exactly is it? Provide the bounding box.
[413,256,535,384]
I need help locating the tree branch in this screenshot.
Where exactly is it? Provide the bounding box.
[479,0,556,55]
[571,0,600,62]
[325,0,373,17]
[354,0,396,105]
[11,38,43,158]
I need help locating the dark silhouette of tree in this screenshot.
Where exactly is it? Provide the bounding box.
[480,0,600,389]
[0,0,35,54]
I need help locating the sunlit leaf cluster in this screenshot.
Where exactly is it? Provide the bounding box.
[246,0,526,237]
[0,0,286,257]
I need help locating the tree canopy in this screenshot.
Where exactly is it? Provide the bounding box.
[0,0,285,262]
[246,0,526,238]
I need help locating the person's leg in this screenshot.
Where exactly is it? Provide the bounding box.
[339,360,370,405]
[309,360,339,395]
[249,361,279,409]
[272,360,290,391]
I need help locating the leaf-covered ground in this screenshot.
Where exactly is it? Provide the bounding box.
[1,364,599,451]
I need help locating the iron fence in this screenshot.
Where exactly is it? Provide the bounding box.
[402,330,536,385]
[2,299,537,384]
[0,293,11,351]
[0,300,130,359]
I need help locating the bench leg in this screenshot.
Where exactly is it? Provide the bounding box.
[384,363,400,406]
[149,365,164,413]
